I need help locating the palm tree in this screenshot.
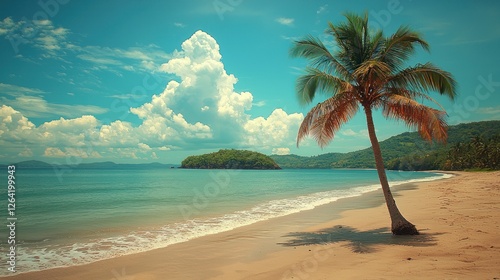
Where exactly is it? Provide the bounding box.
[290,12,456,235]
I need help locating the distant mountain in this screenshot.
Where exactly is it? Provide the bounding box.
[1,160,54,169]
[181,149,281,169]
[0,160,178,169]
[271,120,500,169]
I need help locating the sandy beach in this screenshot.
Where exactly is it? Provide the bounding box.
[3,171,499,280]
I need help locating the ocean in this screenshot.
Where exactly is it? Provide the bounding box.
[0,167,448,275]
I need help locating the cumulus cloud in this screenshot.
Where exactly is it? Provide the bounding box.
[138,143,152,151]
[0,30,303,162]
[272,147,291,155]
[0,105,36,141]
[134,30,301,149]
[99,120,138,147]
[43,147,101,159]
[44,147,66,157]
[38,115,100,147]
[244,108,302,147]
[18,147,33,157]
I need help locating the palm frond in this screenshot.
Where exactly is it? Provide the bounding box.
[367,30,384,60]
[382,95,448,143]
[327,13,370,72]
[295,68,353,105]
[297,92,359,147]
[380,88,446,111]
[378,26,430,71]
[387,63,457,100]
[289,36,351,81]
[292,12,457,149]
[352,60,391,86]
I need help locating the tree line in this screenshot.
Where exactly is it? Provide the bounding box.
[386,135,500,171]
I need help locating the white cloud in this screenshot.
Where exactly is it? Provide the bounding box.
[317,5,328,14]
[38,115,100,147]
[1,95,108,118]
[33,20,70,52]
[99,120,138,146]
[478,106,500,115]
[174,22,185,28]
[138,143,152,151]
[0,105,36,140]
[276,17,294,26]
[77,54,123,65]
[18,147,33,157]
[341,128,357,136]
[0,31,303,162]
[44,147,66,157]
[341,128,370,138]
[0,18,170,74]
[0,18,70,56]
[252,100,266,107]
[244,108,303,148]
[151,151,158,159]
[76,45,170,73]
[107,93,145,100]
[272,147,291,155]
[0,83,45,96]
[43,147,101,158]
[123,65,135,71]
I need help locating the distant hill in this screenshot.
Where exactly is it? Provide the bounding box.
[181,149,281,169]
[0,160,177,169]
[271,120,500,169]
[3,160,54,169]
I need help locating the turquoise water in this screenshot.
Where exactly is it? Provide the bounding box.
[0,168,446,274]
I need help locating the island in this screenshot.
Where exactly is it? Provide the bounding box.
[180,149,281,169]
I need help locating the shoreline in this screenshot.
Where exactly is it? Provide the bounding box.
[2,171,499,279]
[1,171,445,276]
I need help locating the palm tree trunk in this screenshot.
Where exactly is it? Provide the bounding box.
[363,105,419,235]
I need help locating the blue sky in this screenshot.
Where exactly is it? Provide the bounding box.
[0,0,499,164]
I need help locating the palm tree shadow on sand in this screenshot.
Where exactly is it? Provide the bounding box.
[279,226,442,253]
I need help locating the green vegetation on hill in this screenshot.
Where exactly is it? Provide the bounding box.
[181,149,281,169]
[388,135,500,171]
[271,121,500,170]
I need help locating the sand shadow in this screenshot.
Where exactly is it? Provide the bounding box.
[279,226,441,253]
